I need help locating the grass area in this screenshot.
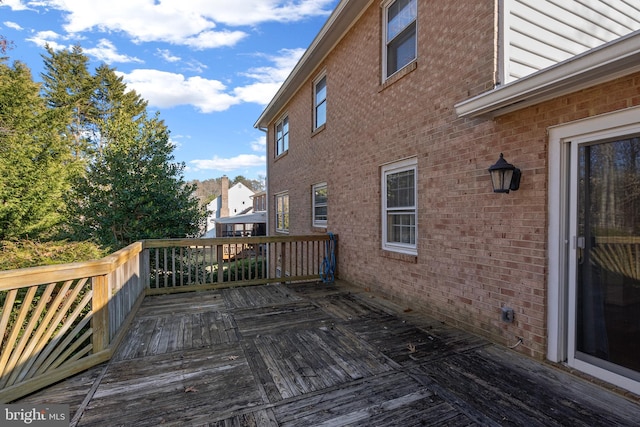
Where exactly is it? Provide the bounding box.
[0,239,107,271]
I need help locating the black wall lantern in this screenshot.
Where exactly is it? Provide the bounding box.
[488,153,521,193]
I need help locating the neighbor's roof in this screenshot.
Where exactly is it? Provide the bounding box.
[254,0,370,129]
[214,211,266,224]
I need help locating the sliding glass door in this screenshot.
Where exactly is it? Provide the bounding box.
[569,136,640,381]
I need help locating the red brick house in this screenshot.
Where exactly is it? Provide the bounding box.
[255,0,640,394]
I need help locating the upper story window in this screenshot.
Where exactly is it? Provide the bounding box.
[275,192,289,233]
[312,182,328,227]
[384,0,417,80]
[275,115,289,156]
[382,157,417,255]
[313,74,327,129]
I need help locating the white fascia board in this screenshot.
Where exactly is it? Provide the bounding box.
[455,30,640,119]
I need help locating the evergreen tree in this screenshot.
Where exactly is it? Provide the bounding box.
[41,45,96,162]
[67,66,205,247]
[0,61,71,239]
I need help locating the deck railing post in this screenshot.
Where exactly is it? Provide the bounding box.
[142,247,150,290]
[217,244,224,283]
[91,274,110,353]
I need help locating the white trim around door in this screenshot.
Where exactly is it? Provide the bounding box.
[548,105,640,395]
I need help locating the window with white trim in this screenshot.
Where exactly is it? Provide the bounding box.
[313,74,326,129]
[383,0,417,80]
[382,158,417,254]
[275,192,289,233]
[275,115,289,156]
[312,182,328,227]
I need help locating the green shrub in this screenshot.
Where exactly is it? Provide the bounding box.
[0,240,107,270]
[224,257,265,281]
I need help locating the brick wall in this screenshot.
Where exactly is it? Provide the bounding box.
[266,1,640,359]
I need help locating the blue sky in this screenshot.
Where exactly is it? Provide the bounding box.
[1,0,339,182]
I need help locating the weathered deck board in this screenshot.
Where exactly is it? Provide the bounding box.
[222,284,300,309]
[420,346,640,427]
[80,344,263,426]
[347,314,487,366]
[272,371,476,426]
[137,291,226,316]
[233,301,331,337]
[14,364,105,416]
[254,326,393,400]
[13,280,640,426]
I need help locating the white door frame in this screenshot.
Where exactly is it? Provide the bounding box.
[547,105,640,395]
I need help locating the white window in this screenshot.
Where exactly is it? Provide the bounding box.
[275,115,289,156]
[312,183,328,227]
[313,74,327,129]
[384,0,417,80]
[275,192,289,233]
[382,158,417,254]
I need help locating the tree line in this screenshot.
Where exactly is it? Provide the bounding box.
[0,45,205,250]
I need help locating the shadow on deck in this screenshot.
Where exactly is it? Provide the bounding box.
[15,281,640,426]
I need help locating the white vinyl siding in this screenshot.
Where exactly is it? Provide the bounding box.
[501,0,640,83]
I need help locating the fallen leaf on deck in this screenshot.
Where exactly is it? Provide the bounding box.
[184,386,198,393]
[407,343,416,353]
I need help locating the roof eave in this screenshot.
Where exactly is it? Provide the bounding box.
[455,30,640,119]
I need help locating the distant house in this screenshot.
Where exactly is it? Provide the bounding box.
[203,176,255,237]
[255,0,640,394]
[213,191,267,237]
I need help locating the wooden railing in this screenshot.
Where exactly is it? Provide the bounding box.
[0,242,145,403]
[0,234,336,402]
[145,235,336,294]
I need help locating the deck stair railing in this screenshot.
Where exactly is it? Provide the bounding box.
[0,234,336,403]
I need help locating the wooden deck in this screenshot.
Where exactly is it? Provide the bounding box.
[15,281,640,426]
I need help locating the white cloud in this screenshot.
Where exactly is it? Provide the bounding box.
[243,48,306,83]
[190,154,266,172]
[28,0,334,47]
[26,30,67,50]
[118,69,240,113]
[1,0,30,11]
[251,136,266,153]
[84,39,142,64]
[183,59,208,74]
[156,48,180,63]
[233,82,282,105]
[234,48,306,105]
[3,21,23,30]
[119,45,305,111]
[182,30,247,50]
[178,0,336,26]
